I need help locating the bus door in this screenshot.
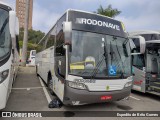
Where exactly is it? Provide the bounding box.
[132,54,146,92]
[54,33,66,101]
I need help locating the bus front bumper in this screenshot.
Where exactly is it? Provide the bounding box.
[63,85,131,105]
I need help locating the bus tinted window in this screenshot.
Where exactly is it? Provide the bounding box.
[132,53,145,70]
[32,51,36,56]
[140,34,160,41]
[46,27,56,49]
[55,33,65,56]
[37,39,45,52]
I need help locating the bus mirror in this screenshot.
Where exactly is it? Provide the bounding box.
[9,11,16,38]
[63,22,72,44]
[63,22,72,33]
[129,36,146,55]
[15,17,19,35]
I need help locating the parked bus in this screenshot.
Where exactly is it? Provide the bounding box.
[0,2,19,109]
[28,50,36,66]
[129,30,160,96]
[36,9,145,105]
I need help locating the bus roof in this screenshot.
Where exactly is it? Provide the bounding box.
[67,9,118,22]
[129,30,160,36]
[38,9,127,44]
[0,1,13,10]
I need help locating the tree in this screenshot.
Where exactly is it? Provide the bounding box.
[18,28,45,59]
[96,5,121,18]
[19,27,45,44]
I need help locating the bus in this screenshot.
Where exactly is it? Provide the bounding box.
[36,9,145,105]
[129,30,160,96]
[28,50,36,66]
[0,2,19,109]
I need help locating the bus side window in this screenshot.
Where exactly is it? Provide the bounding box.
[55,35,65,56]
[37,40,45,53]
[46,26,56,49]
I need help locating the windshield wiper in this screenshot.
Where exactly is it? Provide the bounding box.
[111,37,125,78]
[90,41,108,79]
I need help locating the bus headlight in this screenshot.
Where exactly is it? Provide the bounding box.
[0,69,9,84]
[68,81,87,90]
[128,76,133,81]
[124,81,132,88]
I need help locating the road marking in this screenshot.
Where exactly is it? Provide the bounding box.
[39,77,52,104]
[12,87,46,90]
[129,96,141,101]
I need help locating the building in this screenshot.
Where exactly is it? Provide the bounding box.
[16,0,33,29]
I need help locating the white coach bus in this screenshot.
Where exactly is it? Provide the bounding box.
[129,31,160,96]
[0,2,19,109]
[36,9,145,105]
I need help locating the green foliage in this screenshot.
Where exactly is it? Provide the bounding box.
[19,41,42,52]
[19,28,45,44]
[96,5,121,18]
[19,28,45,57]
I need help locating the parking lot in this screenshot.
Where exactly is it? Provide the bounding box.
[1,67,160,119]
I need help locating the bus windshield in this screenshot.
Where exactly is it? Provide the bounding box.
[69,30,131,79]
[0,8,11,60]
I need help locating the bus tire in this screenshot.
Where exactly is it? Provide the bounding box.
[47,74,55,96]
[36,66,39,76]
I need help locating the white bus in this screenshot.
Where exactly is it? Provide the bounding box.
[129,30,160,96]
[0,2,19,109]
[28,50,36,66]
[36,9,145,105]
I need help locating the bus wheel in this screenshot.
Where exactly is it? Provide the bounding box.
[36,66,39,76]
[47,75,55,96]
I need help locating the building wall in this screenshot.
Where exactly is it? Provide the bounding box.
[16,0,33,29]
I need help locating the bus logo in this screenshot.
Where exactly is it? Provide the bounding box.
[106,86,110,90]
[75,18,120,31]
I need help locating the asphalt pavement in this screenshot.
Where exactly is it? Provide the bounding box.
[1,66,160,119]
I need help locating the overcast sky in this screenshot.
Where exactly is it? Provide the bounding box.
[1,0,160,33]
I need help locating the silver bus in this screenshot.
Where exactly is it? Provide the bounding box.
[129,30,160,96]
[36,9,145,105]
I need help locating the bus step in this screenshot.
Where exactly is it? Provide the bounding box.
[150,82,160,87]
[149,86,160,93]
[146,91,160,96]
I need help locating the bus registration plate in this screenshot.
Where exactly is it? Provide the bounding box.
[101,96,112,100]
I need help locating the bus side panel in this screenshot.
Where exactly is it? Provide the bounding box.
[132,66,146,92]
[0,54,13,109]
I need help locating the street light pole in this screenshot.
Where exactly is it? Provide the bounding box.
[21,0,30,66]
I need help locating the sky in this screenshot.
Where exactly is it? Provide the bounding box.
[1,0,160,33]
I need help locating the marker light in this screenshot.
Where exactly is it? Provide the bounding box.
[0,69,9,84]
[68,81,87,90]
